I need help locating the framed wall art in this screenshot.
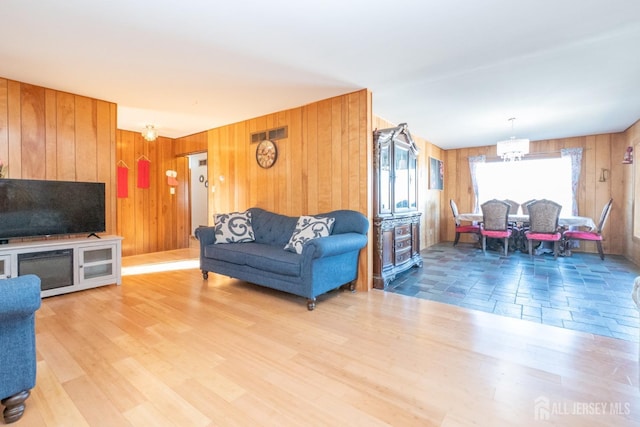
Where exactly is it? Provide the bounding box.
[429,157,444,190]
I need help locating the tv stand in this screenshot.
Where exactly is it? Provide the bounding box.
[87,232,101,239]
[0,235,122,297]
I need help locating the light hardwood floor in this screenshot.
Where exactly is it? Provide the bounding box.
[19,246,640,426]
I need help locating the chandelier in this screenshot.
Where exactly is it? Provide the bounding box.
[141,124,158,142]
[496,118,529,161]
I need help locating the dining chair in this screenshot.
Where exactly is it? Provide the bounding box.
[520,199,537,215]
[449,199,480,246]
[503,199,521,215]
[562,198,612,260]
[524,199,562,258]
[480,199,512,256]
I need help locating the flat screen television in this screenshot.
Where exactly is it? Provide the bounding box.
[0,178,106,241]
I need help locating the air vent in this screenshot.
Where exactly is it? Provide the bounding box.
[250,126,288,143]
[251,132,267,144]
[268,126,288,140]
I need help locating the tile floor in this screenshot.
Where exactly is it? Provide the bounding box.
[386,242,640,342]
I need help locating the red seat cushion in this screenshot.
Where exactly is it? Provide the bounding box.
[456,225,480,233]
[481,229,512,238]
[563,230,602,241]
[525,231,561,241]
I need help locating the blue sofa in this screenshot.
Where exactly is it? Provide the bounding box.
[195,208,369,310]
[0,274,41,424]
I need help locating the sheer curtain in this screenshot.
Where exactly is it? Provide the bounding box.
[468,155,485,213]
[560,148,583,215]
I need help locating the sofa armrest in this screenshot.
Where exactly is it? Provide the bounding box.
[195,226,216,246]
[302,233,368,259]
[0,275,41,319]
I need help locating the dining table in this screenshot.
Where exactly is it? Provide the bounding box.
[457,213,596,230]
[457,212,597,254]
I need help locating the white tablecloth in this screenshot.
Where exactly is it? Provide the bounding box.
[457,213,596,230]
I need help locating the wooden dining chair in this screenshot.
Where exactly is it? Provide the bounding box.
[562,198,612,260]
[480,199,512,256]
[524,199,562,258]
[503,199,521,215]
[520,199,537,215]
[449,199,480,246]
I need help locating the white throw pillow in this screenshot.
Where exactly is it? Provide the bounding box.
[284,216,335,254]
[214,211,255,243]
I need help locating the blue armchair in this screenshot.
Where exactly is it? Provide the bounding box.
[0,275,41,424]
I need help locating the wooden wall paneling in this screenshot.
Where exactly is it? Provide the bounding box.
[594,134,612,254]
[56,92,76,181]
[234,122,249,213]
[134,135,149,254]
[316,99,332,213]
[207,128,219,219]
[75,96,98,182]
[147,136,159,252]
[117,130,136,255]
[348,91,362,213]
[610,133,627,256]
[162,136,177,251]
[45,89,58,179]
[334,96,347,209]
[173,131,208,156]
[305,102,319,214]
[7,80,21,178]
[96,101,114,234]
[0,79,7,171]
[20,84,46,179]
[288,107,303,214]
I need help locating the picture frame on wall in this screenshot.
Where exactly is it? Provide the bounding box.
[429,157,444,190]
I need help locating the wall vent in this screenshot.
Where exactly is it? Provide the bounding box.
[250,126,288,143]
[251,132,267,144]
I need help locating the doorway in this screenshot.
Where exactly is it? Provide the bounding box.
[188,153,208,236]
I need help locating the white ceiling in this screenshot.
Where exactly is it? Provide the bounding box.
[1,0,640,149]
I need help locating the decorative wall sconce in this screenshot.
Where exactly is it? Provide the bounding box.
[622,146,633,164]
[141,125,158,142]
[599,168,609,182]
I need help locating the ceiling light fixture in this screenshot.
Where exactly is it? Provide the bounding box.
[496,117,529,161]
[141,124,158,142]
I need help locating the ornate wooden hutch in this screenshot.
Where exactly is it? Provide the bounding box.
[373,123,422,289]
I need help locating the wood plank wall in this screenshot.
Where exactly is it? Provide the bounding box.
[442,133,629,257]
[0,78,117,236]
[203,89,373,290]
[372,116,444,250]
[115,130,191,256]
[623,119,640,264]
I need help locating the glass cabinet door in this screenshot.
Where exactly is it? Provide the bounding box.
[394,145,410,211]
[378,142,392,214]
[408,153,417,210]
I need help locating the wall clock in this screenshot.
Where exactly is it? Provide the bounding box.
[256,139,277,169]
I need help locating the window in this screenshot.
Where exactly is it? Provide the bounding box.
[476,157,573,215]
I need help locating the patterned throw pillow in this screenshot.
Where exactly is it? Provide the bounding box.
[214,211,255,243]
[284,216,335,254]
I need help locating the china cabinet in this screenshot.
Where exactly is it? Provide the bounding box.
[373,123,422,289]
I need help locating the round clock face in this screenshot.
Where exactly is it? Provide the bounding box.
[256,139,277,168]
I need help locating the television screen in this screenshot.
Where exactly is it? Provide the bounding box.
[0,178,106,240]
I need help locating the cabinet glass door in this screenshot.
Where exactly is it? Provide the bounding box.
[379,142,392,214]
[409,154,417,210]
[394,145,410,211]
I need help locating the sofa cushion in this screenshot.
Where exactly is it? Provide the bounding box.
[214,211,255,243]
[284,216,335,254]
[204,242,301,277]
[249,208,299,246]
